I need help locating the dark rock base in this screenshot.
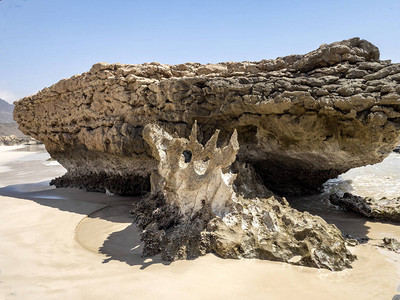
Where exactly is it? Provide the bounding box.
[330,193,400,222]
[130,193,356,271]
[50,172,150,195]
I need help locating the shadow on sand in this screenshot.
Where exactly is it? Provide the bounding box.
[1,179,388,269]
[98,222,171,269]
[0,181,171,269]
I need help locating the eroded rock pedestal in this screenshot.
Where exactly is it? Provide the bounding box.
[130,123,355,270]
[14,38,400,195]
[13,38,400,269]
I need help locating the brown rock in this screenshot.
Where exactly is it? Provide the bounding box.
[130,123,355,270]
[380,237,400,253]
[13,37,400,195]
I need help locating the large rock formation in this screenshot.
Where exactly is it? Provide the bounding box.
[14,37,400,195]
[131,122,355,270]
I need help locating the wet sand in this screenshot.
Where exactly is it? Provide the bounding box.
[0,145,399,299]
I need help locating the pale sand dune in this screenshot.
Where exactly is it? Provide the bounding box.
[0,145,399,299]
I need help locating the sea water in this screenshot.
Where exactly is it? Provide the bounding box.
[287,152,400,219]
[323,153,400,199]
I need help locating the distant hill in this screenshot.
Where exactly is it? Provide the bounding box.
[0,98,27,139]
[0,122,26,137]
[0,98,14,123]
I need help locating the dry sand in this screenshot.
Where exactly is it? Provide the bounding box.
[0,145,399,300]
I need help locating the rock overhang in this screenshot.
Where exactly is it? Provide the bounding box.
[13,37,400,195]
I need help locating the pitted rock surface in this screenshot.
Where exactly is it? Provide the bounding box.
[130,123,355,270]
[132,192,355,271]
[14,38,400,194]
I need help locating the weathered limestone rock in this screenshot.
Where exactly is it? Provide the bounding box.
[142,121,239,216]
[330,193,400,222]
[131,123,355,270]
[380,237,400,253]
[13,38,400,194]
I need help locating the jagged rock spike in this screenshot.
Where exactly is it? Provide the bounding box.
[204,129,220,152]
[189,120,199,144]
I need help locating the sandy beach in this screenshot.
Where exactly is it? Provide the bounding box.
[0,145,399,300]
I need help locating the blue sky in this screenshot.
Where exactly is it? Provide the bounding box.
[1,0,399,103]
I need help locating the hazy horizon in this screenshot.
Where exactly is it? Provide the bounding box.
[1,0,399,104]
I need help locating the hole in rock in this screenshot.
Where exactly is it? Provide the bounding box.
[193,159,209,175]
[182,150,192,163]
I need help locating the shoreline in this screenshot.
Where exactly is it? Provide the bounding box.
[0,146,399,299]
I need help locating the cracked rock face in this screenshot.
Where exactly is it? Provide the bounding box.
[13,37,400,194]
[131,123,355,270]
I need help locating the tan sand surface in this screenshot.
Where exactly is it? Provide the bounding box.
[0,145,399,299]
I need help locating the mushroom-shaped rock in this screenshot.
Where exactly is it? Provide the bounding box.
[14,38,400,195]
